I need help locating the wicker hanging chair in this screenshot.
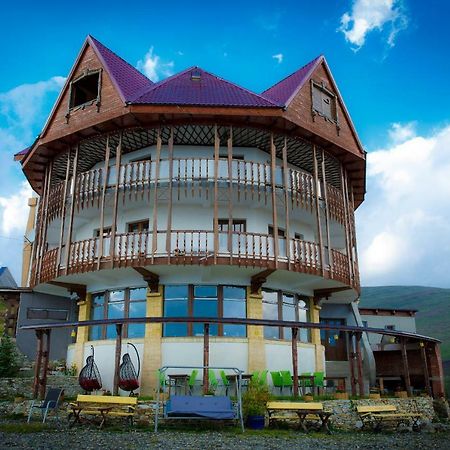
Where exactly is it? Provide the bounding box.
[78,346,102,393]
[118,343,140,395]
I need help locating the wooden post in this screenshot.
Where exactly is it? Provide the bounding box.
[113,324,123,396]
[355,332,364,397]
[64,144,80,273]
[110,133,123,265]
[292,327,299,397]
[39,330,51,399]
[282,137,291,269]
[97,135,111,268]
[56,148,72,274]
[321,149,332,275]
[348,332,357,396]
[401,338,412,396]
[33,330,44,399]
[340,167,353,281]
[227,126,233,260]
[166,127,174,259]
[203,323,210,395]
[151,129,162,259]
[312,145,325,276]
[213,125,220,264]
[420,342,432,396]
[270,134,279,267]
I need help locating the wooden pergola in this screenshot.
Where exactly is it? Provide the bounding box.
[21,316,441,400]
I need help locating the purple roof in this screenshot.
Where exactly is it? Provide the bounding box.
[15,146,30,157]
[262,55,323,106]
[88,35,153,103]
[132,67,279,108]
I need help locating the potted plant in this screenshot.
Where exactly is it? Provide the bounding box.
[242,379,271,430]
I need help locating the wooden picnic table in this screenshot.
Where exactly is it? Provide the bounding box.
[69,404,113,429]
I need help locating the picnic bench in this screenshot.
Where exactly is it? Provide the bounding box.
[68,395,137,429]
[266,401,332,433]
[356,404,423,431]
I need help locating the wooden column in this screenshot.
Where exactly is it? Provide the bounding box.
[282,137,291,269]
[39,330,51,399]
[113,324,123,396]
[348,332,357,396]
[270,134,279,267]
[64,144,80,273]
[343,172,356,282]
[292,327,299,397]
[151,129,162,260]
[227,126,233,261]
[33,330,44,399]
[420,342,432,396]
[213,125,220,264]
[97,135,111,268]
[203,323,210,394]
[56,148,72,274]
[321,149,332,275]
[110,133,123,265]
[312,145,325,276]
[340,167,353,280]
[165,127,174,259]
[401,338,412,396]
[355,332,364,397]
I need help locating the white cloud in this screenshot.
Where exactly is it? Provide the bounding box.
[356,124,450,287]
[388,121,416,144]
[136,47,174,82]
[339,0,408,50]
[0,181,32,236]
[272,53,283,64]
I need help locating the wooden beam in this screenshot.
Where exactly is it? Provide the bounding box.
[292,327,299,397]
[133,267,160,293]
[165,127,174,259]
[401,338,412,396]
[321,149,333,276]
[33,330,43,399]
[213,125,219,264]
[420,342,432,397]
[39,330,51,399]
[47,281,87,299]
[151,129,162,259]
[313,286,350,299]
[355,332,364,397]
[250,269,276,294]
[270,134,279,267]
[312,145,325,276]
[110,132,123,265]
[348,332,357,396]
[282,137,291,270]
[203,323,210,395]
[113,324,123,396]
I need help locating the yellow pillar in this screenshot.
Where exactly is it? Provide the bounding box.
[73,293,92,374]
[140,286,163,396]
[21,198,37,287]
[310,297,325,372]
[247,287,266,373]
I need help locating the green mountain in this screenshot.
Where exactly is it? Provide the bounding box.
[360,286,450,362]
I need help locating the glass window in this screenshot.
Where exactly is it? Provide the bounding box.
[128,288,147,338]
[90,293,105,340]
[282,293,296,340]
[164,285,189,337]
[193,285,218,336]
[223,286,246,337]
[106,291,125,339]
[297,298,309,342]
[263,290,279,339]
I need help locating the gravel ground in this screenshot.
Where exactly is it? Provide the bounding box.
[1,428,450,450]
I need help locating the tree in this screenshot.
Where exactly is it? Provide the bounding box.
[0,335,19,377]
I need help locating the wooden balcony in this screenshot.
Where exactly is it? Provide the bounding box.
[38,230,357,289]
[46,158,345,226]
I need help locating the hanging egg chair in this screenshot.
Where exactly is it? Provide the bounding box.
[118,343,141,395]
[79,345,102,393]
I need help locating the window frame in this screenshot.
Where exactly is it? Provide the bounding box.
[68,69,102,112]
[163,284,247,338]
[127,219,150,233]
[311,80,339,125]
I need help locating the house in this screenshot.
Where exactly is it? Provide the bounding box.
[13,35,444,397]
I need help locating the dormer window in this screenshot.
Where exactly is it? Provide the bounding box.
[311,80,338,125]
[69,70,101,110]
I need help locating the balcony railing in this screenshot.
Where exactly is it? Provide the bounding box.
[46,158,344,225]
[39,230,357,289]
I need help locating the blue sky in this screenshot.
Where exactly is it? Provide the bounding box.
[1,0,450,287]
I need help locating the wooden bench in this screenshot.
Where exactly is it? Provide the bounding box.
[356,404,423,431]
[266,401,332,433]
[69,395,137,429]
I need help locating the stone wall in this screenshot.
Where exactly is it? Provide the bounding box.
[0,376,81,400]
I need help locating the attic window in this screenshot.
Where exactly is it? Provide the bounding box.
[190,69,202,81]
[311,81,338,124]
[69,70,101,109]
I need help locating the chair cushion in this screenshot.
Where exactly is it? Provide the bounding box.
[166,395,235,419]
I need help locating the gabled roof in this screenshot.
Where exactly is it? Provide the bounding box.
[132,67,279,108]
[262,55,323,106]
[88,35,152,102]
[0,267,17,289]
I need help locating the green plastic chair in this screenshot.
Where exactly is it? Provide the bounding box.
[251,371,260,383]
[301,372,313,395]
[280,370,293,394]
[314,371,324,395]
[259,369,268,386]
[208,369,219,393]
[219,370,230,395]
[270,371,283,394]
[188,369,198,395]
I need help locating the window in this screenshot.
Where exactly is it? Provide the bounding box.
[385,325,396,331]
[312,81,337,123]
[127,220,149,233]
[262,289,310,341]
[69,71,100,109]
[163,285,247,338]
[94,227,112,238]
[27,308,68,320]
[218,219,246,233]
[219,154,244,160]
[89,288,147,340]
[294,233,305,241]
